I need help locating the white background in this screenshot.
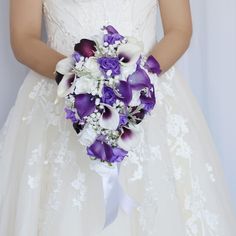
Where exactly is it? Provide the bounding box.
[0,0,236,210]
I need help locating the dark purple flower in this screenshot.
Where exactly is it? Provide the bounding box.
[97,57,121,77]
[130,106,146,124]
[102,86,116,105]
[64,108,78,123]
[116,81,132,105]
[144,55,162,75]
[128,65,151,90]
[103,25,124,45]
[140,85,156,112]
[74,39,97,58]
[72,121,84,134]
[87,139,127,163]
[72,52,81,62]
[119,114,128,126]
[74,94,96,119]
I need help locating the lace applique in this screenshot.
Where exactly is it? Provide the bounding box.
[185,178,219,235]
[27,175,40,189]
[159,69,220,234]
[137,179,159,235]
[123,125,162,182]
[71,171,87,210]
[22,78,62,128]
[205,163,216,183]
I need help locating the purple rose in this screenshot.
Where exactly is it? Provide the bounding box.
[74,39,97,58]
[102,85,116,105]
[98,57,121,77]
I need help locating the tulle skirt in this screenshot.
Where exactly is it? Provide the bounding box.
[0,67,236,236]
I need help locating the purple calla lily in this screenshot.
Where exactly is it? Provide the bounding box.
[117,126,141,151]
[72,121,85,134]
[116,81,132,105]
[103,25,124,45]
[140,85,156,112]
[57,73,76,97]
[74,39,97,58]
[74,94,96,119]
[144,55,162,75]
[105,25,119,34]
[127,65,151,90]
[130,106,146,124]
[87,139,127,163]
[99,104,120,130]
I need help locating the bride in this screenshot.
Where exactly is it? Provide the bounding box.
[1,0,236,235]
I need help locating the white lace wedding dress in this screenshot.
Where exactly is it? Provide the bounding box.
[1,0,236,235]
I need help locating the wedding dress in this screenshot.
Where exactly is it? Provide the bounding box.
[1,0,236,235]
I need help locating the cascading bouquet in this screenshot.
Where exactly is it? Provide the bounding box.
[55,25,161,164]
[54,25,161,227]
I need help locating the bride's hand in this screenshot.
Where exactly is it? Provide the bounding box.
[10,0,65,79]
[149,0,192,74]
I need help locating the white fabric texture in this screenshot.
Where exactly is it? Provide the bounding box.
[0,0,236,235]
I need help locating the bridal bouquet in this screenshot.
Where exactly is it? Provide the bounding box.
[55,25,161,165]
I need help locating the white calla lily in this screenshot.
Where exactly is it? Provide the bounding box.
[56,57,74,74]
[99,104,120,130]
[117,126,141,151]
[57,73,76,97]
[117,42,143,67]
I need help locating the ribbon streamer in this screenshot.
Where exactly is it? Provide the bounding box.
[90,160,138,229]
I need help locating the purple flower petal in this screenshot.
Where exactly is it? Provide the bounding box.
[97,57,121,77]
[119,114,128,126]
[87,140,113,162]
[116,81,132,105]
[140,85,156,112]
[74,39,97,58]
[144,55,162,75]
[130,106,146,124]
[102,86,116,105]
[87,139,128,163]
[74,94,96,119]
[72,122,84,134]
[72,52,81,62]
[105,25,119,34]
[64,108,78,123]
[128,65,151,90]
[103,25,124,45]
[109,147,128,163]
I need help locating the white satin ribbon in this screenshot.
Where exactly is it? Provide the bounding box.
[90,160,138,229]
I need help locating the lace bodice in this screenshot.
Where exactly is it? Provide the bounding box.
[42,0,158,56]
